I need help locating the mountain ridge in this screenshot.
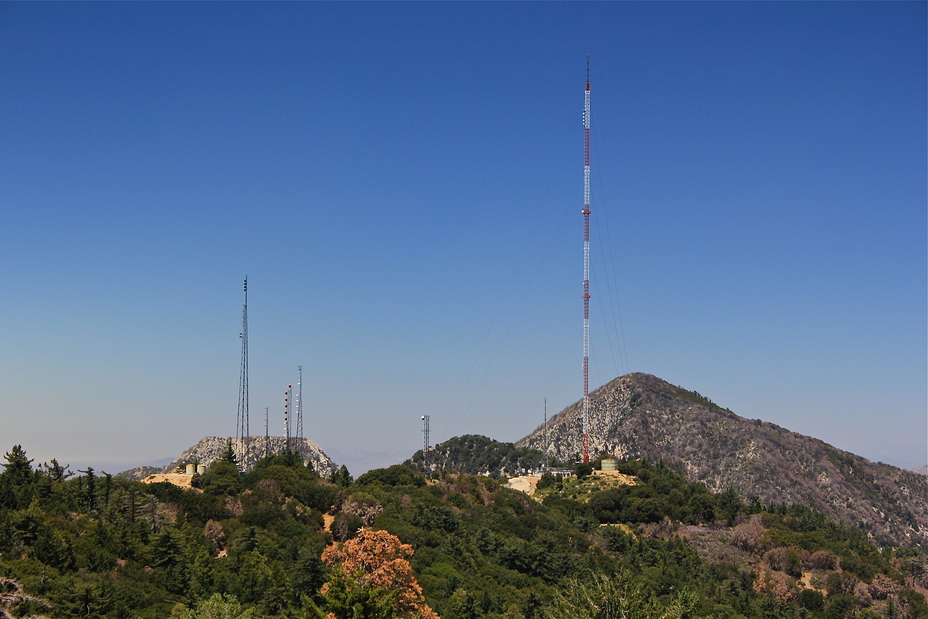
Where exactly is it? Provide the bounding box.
[118,436,337,479]
[515,372,928,547]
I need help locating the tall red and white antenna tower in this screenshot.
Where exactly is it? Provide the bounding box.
[581,56,591,464]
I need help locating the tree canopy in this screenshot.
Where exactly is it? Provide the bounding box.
[0,445,923,619]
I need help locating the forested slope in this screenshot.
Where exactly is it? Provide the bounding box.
[404,434,546,478]
[0,445,926,619]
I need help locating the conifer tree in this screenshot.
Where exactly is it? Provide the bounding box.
[2,445,34,482]
[222,439,238,465]
[543,573,696,619]
[0,445,36,508]
[178,592,255,619]
[78,466,97,511]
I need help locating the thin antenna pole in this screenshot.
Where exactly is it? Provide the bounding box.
[264,406,269,460]
[582,56,591,464]
[296,365,304,441]
[237,277,249,467]
[544,399,548,469]
[284,386,292,453]
[421,415,430,473]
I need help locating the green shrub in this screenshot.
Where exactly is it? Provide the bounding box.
[796,589,824,612]
[356,465,426,488]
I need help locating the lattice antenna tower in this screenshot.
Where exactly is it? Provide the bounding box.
[421,415,430,473]
[544,399,548,469]
[264,407,269,460]
[581,56,592,464]
[284,385,292,453]
[296,365,304,441]
[236,277,250,466]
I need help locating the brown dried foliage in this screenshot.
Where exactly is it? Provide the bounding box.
[224,496,244,517]
[203,519,226,551]
[869,573,900,600]
[753,570,799,604]
[762,547,804,577]
[807,549,839,571]
[340,492,384,526]
[731,521,766,552]
[854,581,873,606]
[321,528,440,619]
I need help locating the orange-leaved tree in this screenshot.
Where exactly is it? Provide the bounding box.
[317,528,440,619]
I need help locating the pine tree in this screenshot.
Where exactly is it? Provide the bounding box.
[543,573,697,619]
[1,445,37,508]
[178,592,255,619]
[222,439,238,465]
[78,466,97,511]
[329,465,353,488]
[2,445,34,482]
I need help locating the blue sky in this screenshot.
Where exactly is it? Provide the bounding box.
[1,2,925,475]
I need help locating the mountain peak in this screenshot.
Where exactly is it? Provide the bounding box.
[157,436,337,478]
[517,373,928,547]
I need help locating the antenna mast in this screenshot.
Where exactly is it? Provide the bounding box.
[236,277,249,466]
[421,415,430,473]
[544,399,548,469]
[581,56,591,464]
[284,386,292,453]
[296,366,304,441]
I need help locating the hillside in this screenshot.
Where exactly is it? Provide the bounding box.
[120,436,337,479]
[516,372,928,548]
[2,445,926,619]
[404,434,546,477]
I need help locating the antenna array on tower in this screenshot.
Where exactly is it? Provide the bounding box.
[236,277,249,466]
[296,366,304,441]
[284,385,292,453]
[581,57,592,464]
[421,415,430,473]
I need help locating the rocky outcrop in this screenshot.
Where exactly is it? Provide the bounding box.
[160,436,337,478]
[116,466,162,481]
[516,372,928,548]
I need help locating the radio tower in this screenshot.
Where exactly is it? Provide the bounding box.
[296,366,304,441]
[581,57,591,464]
[284,385,292,453]
[236,277,250,466]
[421,415,430,473]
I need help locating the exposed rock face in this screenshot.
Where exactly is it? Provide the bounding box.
[160,436,337,478]
[116,466,161,481]
[516,372,928,548]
